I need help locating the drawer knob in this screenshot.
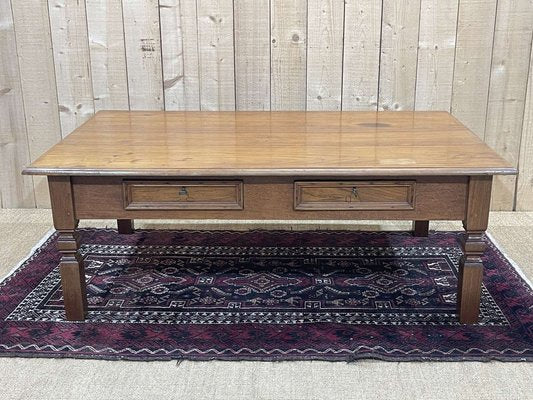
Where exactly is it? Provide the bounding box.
[179,186,188,196]
[351,187,358,197]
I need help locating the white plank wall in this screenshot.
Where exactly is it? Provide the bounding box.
[0,0,35,208]
[306,0,344,111]
[415,0,459,111]
[86,0,129,111]
[122,0,164,110]
[48,0,95,137]
[484,0,533,210]
[516,35,533,211]
[197,0,235,111]
[234,0,270,111]
[342,0,381,111]
[378,0,421,111]
[160,0,200,110]
[271,0,307,110]
[11,0,62,207]
[2,0,533,210]
[451,0,498,138]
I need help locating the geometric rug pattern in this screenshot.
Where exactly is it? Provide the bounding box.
[0,229,531,361]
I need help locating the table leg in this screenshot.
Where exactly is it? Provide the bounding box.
[412,220,429,237]
[117,219,134,234]
[49,176,87,321]
[458,176,492,324]
[57,228,88,320]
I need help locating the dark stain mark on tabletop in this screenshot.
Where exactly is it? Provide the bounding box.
[358,123,392,128]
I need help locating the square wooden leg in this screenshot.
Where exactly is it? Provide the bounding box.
[117,219,134,234]
[49,176,88,321]
[458,176,492,324]
[57,230,88,321]
[412,220,429,237]
[458,232,485,324]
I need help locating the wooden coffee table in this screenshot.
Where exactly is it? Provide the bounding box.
[23,111,515,324]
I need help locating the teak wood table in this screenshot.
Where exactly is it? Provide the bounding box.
[23,111,516,324]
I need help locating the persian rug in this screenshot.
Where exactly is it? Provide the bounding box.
[0,228,532,362]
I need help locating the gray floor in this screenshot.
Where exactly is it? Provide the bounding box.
[0,209,532,400]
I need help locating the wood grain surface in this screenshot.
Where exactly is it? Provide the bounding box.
[24,111,515,176]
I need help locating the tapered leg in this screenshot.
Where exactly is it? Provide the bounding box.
[458,231,485,324]
[458,176,492,324]
[57,229,88,320]
[49,176,87,321]
[412,220,429,237]
[117,219,134,234]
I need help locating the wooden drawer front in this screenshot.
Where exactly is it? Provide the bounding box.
[294,181,415,210]
[123,180,243,210]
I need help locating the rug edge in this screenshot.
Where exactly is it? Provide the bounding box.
[0,228,56,286]
[0,350,531,363]
[486,232,533,291]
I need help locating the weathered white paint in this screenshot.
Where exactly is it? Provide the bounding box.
[122,0,164,110]
[378,0,421,111]
[451,0,498,138]
[3,1,533,210]
[271,0,307,110]
[48,0,95,136]
[0,0,35,208]
[11,0,62,207]
[516,35,533,211]
[234,0,270,111]
[86,0,129,111]
[415,0,459,111]
[484,0,533,210]
[307,0,344,111]
[197,0,235,111]
[160,0,200,110]
[342,0,381,111]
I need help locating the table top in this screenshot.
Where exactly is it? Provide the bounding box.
[23,111,516,177]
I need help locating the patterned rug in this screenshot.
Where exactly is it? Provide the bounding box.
[0,229,532,361]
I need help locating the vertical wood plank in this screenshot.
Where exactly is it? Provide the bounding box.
[271,0,307,110]
[0,0,35,208]
[415,0,459,111]
[484,0,533,210]
[11,0,62,207]
[48,0,95,137]
[86,0,129,111]
[234,0,270,111]
[516,35,533,211]
[378,0,421,111]
[160,0,200,110]
[341,0,381,111]
[122,0,164,110]
[197,0,235,111]
[306,0,344,111]
[451,0,497,138]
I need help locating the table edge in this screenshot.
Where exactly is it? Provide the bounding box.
[22,166,518,177]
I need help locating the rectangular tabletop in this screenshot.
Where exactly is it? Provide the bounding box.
[23,111,515,176]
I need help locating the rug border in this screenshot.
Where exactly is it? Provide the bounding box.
[486,231,533,291]
[1,228,532,363]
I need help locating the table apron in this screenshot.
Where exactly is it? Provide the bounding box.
[71,176,468,221]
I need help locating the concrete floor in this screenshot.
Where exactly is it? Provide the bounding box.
[0,209,532,400]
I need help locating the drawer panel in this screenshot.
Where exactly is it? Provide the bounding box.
[123,180,243,210]
[294,181,415,210]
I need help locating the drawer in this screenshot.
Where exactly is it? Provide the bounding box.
[123,180,243,210]
[294,181,415,211]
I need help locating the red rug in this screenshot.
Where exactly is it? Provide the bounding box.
[0,229,532,361]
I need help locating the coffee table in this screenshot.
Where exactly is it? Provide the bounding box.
[23,111,516,323]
